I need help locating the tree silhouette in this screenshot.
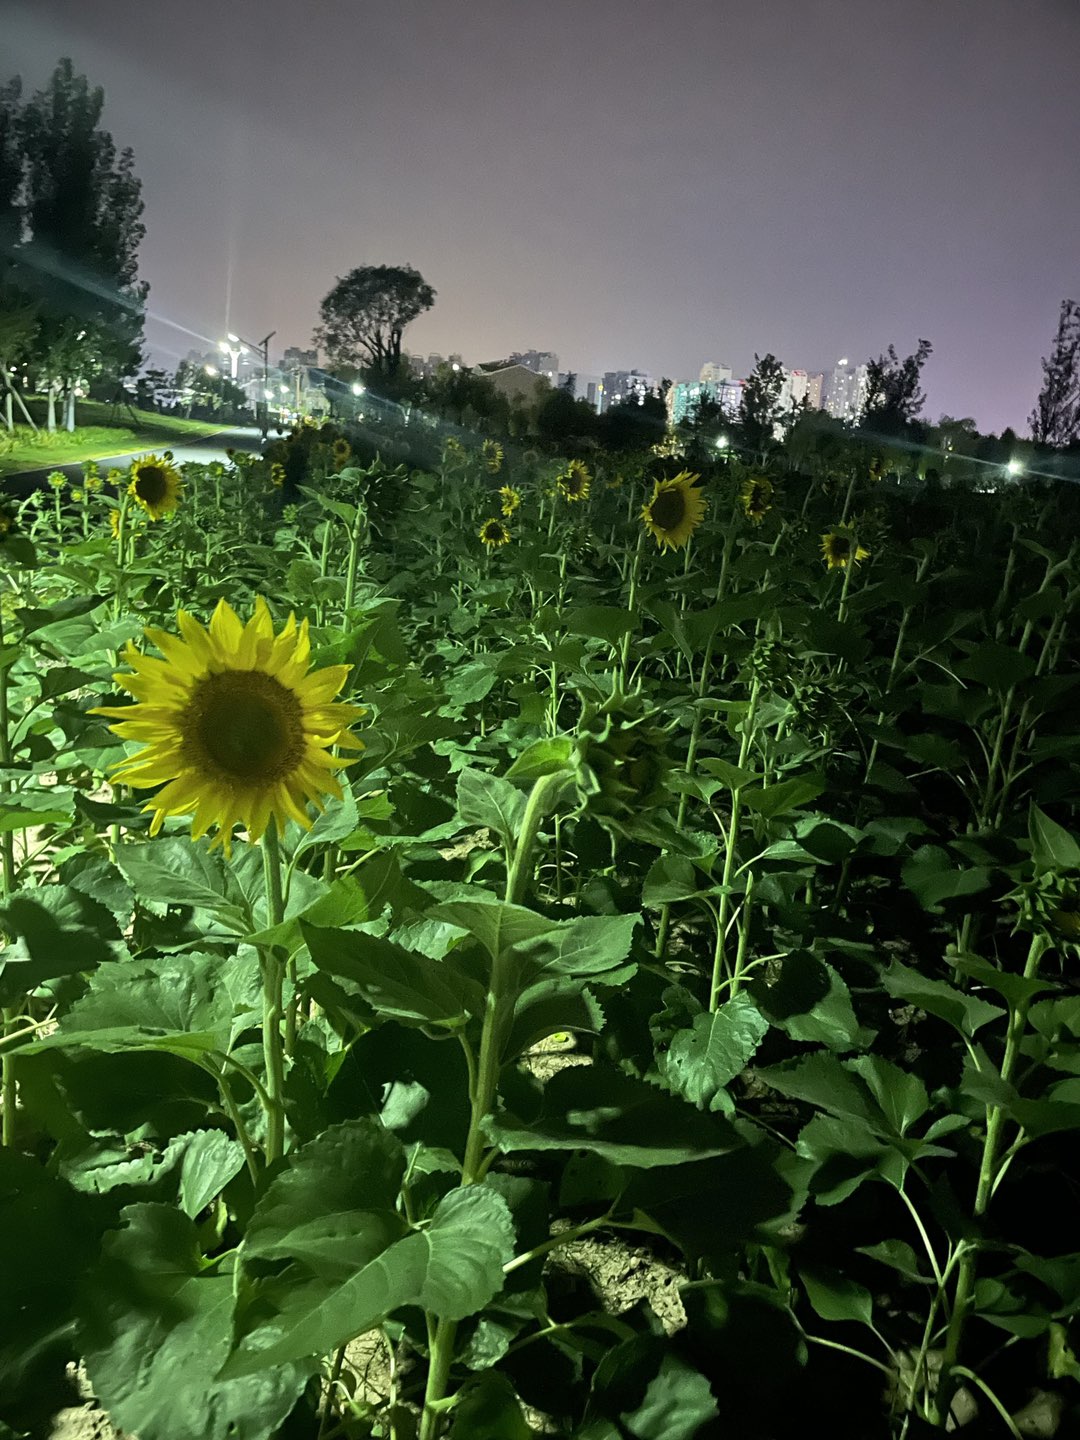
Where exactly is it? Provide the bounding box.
[1030,300,1080,447]
[315,265,435,379]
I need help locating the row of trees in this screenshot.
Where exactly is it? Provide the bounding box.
[0,60,146,433]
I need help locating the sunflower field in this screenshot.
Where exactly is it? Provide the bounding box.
[3,424,1080,1440]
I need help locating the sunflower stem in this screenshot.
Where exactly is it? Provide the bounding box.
[618,527,646,688]
[259,819,288,1165]
[0,604,19,1147]
[343,502,366,618]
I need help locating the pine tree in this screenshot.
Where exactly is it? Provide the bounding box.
[1030,300,1080,448]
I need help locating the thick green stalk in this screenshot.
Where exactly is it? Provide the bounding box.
[343,505,365,618]
[421,774,563,1440]
[259,820,288,1166]
[935,932,1048,1423]
[0,605,17,1147]
[617,527,646,689]
[710,676,760,1009]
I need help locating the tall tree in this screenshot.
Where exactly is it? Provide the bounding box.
[1029,300,1080,447]
[18,59,147,430]
[738,352,785,451]
[314,265,435,380]
[0,78,37,432]
[860,339,932,434]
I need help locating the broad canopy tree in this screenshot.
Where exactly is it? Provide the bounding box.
[860,339,932,434]
[314,265,435,381]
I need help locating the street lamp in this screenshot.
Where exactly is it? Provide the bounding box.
[1005,458,1024,478]
[715,434,730,451]
[221,329,276,437]
[351,382,365,396]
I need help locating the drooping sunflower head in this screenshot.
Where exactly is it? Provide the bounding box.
[482,439,504,474]
[740,475,774,524]
[821,526,870,569]
[498,485,521,518]
[332,437,352,467]
[270,462,287,489]
[107,468,124,486]
[557,459,591,503]
[640,470,707,551]
[109,509,121,539]
[85,475,103,493]
[575,687,672,835]
[92,597,366,853]
[479,517,511,549]
[128,454,183,520]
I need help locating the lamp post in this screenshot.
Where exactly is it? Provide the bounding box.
[220,328,276,438]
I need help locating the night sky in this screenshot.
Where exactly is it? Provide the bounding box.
[6,0,1079,432]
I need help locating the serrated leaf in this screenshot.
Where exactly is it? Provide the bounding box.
[1029,804,1080,874]
[657,995,769,1113]
[456,768,527,852]
[883,959,1005,1037]
[428,900,554,960]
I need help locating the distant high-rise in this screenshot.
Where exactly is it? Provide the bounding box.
[602,369,654,410]
[508,350,559,381]
[806,372,825,410]
[282,346,318,369]
[699,361,733,386]
[824,358,869,421]
[667,377,742,427]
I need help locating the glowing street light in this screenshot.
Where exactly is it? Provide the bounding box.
[204,364,218,378]
[351,382,366,396]
[715,434,730,451]
[1005,458,1024,478]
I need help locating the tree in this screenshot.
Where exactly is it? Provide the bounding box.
[1030,300,1080,447]
[860,339,932,434]
[314,265,435,380]
[15,60,148,431]
[738,352,785,451]
[560,371,576,395]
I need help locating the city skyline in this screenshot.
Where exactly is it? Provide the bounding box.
[7,0,1080,434]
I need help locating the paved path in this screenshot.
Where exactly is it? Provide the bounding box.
[0,425,269,496]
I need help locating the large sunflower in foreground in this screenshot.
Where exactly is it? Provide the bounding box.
[640,470,706,550]
[128,454,183,520]
[93,598,365,852]
[557,459,591,503]
[479,517,511,549]
[740,475,773,524]
[821,526,870,569]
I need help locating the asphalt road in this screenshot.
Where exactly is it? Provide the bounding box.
[0,425,268,497]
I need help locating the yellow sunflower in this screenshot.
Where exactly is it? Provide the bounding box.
[479,517,511,549]
[821,526,870,569]
[109,509,121,539]
[499,485,521,517]
[86,475,103,493]
[332,438,352,467]
[482,439,504,474]
[271,462,287,488]
[557,459,591,502]
[93,597,366,853]
[640,471,707,550]
[47,471,66,491]
[128,454,183,520]
[740,475,773,524]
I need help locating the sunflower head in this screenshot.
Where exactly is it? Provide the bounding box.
[92,597,366,854]
[740,475,774,524]
[109,509,121,539]
[557,459,591,503]
[129,454,183,521]
[0,506,16,538]
[47,471,66,491]
[332,438,352,467]
[498,485,521,518]
[640,470,707,551]
[479,517,511,549]
[482,439,504,474]
[575,688,671,835]
[107,468,124,486]
[271,462,287,489]
[821,525,870,569]
[85,475,103,493]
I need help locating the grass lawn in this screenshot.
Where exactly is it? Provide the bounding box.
[0,401,229,477]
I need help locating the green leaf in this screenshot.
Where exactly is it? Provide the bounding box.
[741,775,825,820]
[116,838,251,931]
[0,885,121,1006]
[226,1174,514,1375]
[449,1372,533,1440]
[957,640,1036,693]
[83,1206,310,1440]
[427,900,554,960]
[883,959,1005,1037]
[456,768,527,852]
[168,1129,247,1219]
[510,913,640,985]
[800,1266,874,1326]
[506,736,577,782]
[845,1055,928,1135]
[293,788,360,857]
[302,924,483,1029]
[698,757,758,791]
[751,952,866,1052]
[641,855,713,907]
[1029,804,1080,874]
[247,875,371,955]
[620,1352,718,1440]
[758,1053,878,1124]
[16,594,107,636]
[487,1063,741,1168]
[565,605,636,646]
[657,995,769,1114]
[902,847,992,910]
[856,1239,930,1283]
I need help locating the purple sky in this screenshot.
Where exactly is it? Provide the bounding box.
[7,0,1080,432]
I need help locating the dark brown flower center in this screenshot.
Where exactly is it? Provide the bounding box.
[651,488,686,530]
[184,670,304,781]
[134,465,168,504]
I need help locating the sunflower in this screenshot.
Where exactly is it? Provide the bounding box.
[640,471,707,550]
[270,462,287,489]
[482,439,504,474]
[71,487,85,503]
[93,597,365,853]
[499,485,521,517]
[86,475,103,493]
[479,517,511,549]
[332,438,352,467]
[740,475,773,524]
[557,459,591,502]
[109,510,121,539]
[106,468,124,486]
[821,526,870,569]
[47,471,66,491]
[128,454,183,520]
